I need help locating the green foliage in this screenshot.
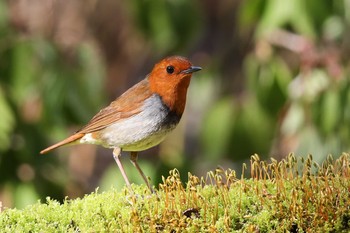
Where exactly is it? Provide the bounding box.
[200,0,350,162]
[256,0,316,38]
[0,2,106,207]
[128,0,201,54]
[1,154,349,232]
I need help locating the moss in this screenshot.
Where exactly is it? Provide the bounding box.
[1,153,350,232]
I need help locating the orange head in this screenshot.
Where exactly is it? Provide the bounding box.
[149,56,201,115]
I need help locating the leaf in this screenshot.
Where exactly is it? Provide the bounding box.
[257,0,315,38]
[0,87,15,152]
[320,89,340,135]
[280,102,304,136]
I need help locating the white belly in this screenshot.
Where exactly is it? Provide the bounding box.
[79,94,179,151]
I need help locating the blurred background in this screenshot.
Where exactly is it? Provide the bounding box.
[1,0,349,208]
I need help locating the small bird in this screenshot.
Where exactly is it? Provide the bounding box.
[40,56,201,193]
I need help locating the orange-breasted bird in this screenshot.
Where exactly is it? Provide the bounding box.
[40,56,201,193]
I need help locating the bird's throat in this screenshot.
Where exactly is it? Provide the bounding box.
[152,77,190,115]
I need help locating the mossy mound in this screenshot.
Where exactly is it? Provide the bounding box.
[1,154,349,232]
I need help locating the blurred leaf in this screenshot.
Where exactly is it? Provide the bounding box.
[38,42,105,132]
[257,0,315,38]
[305,0,335,32]
[200,98,236,161]
[14,183,40,209]
[245,55,291,116]
[10,41,38,105]
[323,16,344,41]
[319,89,341,135]
[238,0,266,30]
[288,69,330,103]
[0,88,15,151]
[129,1,200,53]
[78,43,105,108]
[65,44,105,123]
[230,98,273,159]
[281,102,304,136]
[343,84,350,123]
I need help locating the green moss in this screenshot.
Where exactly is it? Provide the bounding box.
[1,154,350,232]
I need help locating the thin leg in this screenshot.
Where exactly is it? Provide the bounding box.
[130,152,155,193]
[113,148,133,192]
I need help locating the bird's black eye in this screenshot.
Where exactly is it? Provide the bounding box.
[166,65,175,74]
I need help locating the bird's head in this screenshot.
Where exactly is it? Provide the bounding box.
[149,56,201,115]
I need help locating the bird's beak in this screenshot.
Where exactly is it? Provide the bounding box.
[180,66,202,74]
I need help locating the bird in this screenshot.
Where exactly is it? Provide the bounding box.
[40,56,201,193]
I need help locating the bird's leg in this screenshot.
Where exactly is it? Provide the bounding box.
[130,152,155,193]
[113,148,133,192]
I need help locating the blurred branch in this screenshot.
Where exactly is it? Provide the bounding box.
[266,29,342,78]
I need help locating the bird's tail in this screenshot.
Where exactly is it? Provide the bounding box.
[40,133,84,154]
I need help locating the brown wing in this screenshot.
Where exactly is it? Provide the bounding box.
[40,78,152,154]
[79,78,152,134]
